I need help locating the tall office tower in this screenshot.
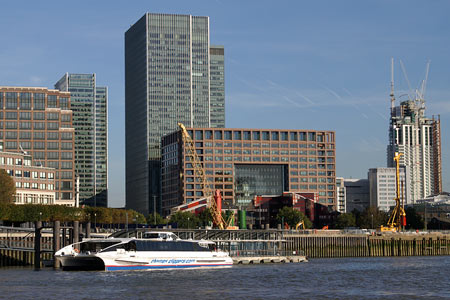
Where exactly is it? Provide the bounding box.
[209,46,225,128]
[55,74,108,207]
[0,87,75,206]
[125,13,225,214]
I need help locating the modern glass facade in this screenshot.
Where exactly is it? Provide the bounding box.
[0,87,75,206]
[161,127,336,216]
[55,74,108,207]
[210,46,225,128]
[235,164,288,205]
[125,13,225,215]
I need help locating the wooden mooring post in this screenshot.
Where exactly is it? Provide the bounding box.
[34,221,41,270]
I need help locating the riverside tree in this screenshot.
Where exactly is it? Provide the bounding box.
[334,213,356,229]
[276,206,312,229]
[0,169,16,204]
[357,206,389,229]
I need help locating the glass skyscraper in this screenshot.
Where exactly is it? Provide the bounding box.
[55,74,108,207]
[125,13,225,215]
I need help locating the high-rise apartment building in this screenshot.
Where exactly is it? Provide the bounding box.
[55,74,108,207]
[0,87,75,206]
[161,127,336,216]
[387,99,441,203]
[125,13,225,214]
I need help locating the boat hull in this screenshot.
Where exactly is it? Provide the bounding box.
[57,255,105,271]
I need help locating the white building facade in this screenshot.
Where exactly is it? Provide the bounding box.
[368,167,410,212]
[387,100,441,203]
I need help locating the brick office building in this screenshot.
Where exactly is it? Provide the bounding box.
[161,128,336,216]
[0,87,75,206]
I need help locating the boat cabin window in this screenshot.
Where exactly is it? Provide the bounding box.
[142,232,179,240]
[81,241,121,253]
[135,241,210,252]
[143,233,160,239]
[102,241,136,252]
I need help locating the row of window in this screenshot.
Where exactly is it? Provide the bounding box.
[0,157,31,166]
[188,130,334,143]
[15,181,54,190]
[5,169,54,179]
[0,121,65,130]
[0,111,71,121]
[0,92,69,110]
[185,142,335,150]
[2,141,73,150]
[1,131,73,140]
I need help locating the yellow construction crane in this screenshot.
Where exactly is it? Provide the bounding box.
[378,152,407,232]
[178,123,230,229]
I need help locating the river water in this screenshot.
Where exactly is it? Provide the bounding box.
[0,256,449,299]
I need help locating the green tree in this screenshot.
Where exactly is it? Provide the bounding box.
[357,206,389,229]
[169,211,200,228]
[334,213,356,229]
[276,206,312,229]
[198,208,213,227]
[405,207,424,230]
[0,169,16,204]
[147,212,167,225]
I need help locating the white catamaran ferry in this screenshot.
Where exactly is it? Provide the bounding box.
[55,231,233,271]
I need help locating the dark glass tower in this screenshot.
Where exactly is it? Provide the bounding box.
[125,13,225,215]
[55,74,108,207]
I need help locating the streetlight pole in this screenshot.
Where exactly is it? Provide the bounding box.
[371,214,374,229]
[94,213,97,233]
[153,195,157,226]
[135,215,138,229]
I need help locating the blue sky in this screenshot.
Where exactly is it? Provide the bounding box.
[1,1,449,208]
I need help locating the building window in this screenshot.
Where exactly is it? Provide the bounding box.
[214,130,222,140]
[5,92,17,109]
[60,98,69,110]
[290,132,297,141]
[47,95,57,108]
[252,131,260,140]
[271,132,279,140]
[243,131,251,140]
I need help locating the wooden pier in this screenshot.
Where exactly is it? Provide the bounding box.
[232,255,307,264]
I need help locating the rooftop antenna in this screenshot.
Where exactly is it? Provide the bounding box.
[399,59,414,102]
[390,58,396,113]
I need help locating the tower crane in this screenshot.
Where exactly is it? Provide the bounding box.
[178,123,231,229]
[379,152,407,232]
